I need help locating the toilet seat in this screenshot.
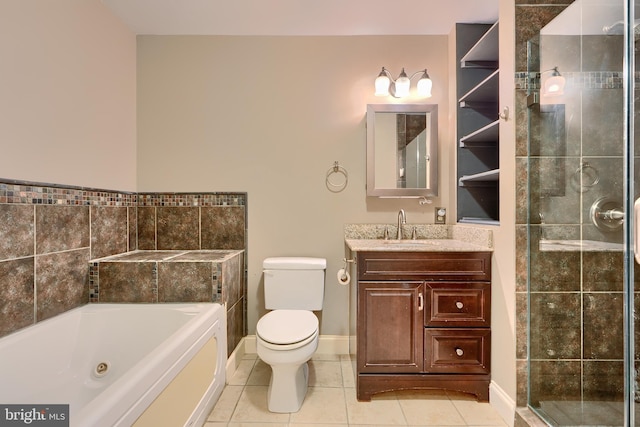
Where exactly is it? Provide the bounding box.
[257,310,318,347]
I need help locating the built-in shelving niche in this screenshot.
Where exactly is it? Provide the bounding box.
[456,22,499,225]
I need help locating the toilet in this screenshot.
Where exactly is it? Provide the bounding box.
[256,257,327,413]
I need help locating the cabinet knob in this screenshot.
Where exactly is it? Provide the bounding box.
[455,301,464,309]
[455,348,464,357]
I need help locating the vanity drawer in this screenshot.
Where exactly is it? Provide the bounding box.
[425,282,490,327]
[424,329,490,374]
[357,252,491,281]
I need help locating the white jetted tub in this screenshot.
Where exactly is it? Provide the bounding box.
[0,303,227,427]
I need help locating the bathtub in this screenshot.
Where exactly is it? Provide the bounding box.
[0,303,227,427]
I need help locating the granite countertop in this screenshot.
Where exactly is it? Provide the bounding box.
[345,238,491,252]
[344,223,493,252]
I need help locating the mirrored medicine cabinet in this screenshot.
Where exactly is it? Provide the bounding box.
[366,104,438,197]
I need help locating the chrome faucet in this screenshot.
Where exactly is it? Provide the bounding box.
[396,209,406,239]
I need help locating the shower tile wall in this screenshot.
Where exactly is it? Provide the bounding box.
[0,181,248,355]
[514,2,574,410]
[514,0,635,415]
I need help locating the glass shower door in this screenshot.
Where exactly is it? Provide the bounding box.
[526,0,636,425]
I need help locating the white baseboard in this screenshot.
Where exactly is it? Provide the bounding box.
[225,335,350,381]
[316,335,350,354]
[225,337,248,381]
[490,381,516,427]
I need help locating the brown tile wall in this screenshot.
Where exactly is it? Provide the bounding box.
[0,180,136,337]
[222,252,245,354]
[0,180,248,353]
[514,0,634,415]
[515,1,577,410]
[137,193,246,250]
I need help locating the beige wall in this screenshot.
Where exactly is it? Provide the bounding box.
[492,0,517,407]
[0,0,137,191]
[137,35,451,336]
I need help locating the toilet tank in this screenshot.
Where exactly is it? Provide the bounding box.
[263,257,327,310]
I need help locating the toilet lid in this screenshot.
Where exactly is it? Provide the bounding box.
[257,310,318,345]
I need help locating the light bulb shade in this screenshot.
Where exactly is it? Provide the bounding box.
[417,74,432,97]
[375,74,391,96]
[542,68,565,96]
[395,75,410,98]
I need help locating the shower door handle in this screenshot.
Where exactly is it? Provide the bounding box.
[635,198,640,264]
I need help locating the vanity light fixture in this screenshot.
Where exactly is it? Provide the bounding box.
[541,66,565,96]
[375,67,432,98]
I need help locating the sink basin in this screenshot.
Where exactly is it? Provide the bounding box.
[380,239,443,248]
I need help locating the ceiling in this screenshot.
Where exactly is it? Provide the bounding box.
[101,0,498,36]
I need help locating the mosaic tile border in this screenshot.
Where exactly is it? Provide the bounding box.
[89,262,99,301]
[0,179,248,208]
[137,193,247,207]
[0,178,137,207]
[515,71,625,91]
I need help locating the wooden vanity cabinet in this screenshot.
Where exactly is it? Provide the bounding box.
[356,251,491,402]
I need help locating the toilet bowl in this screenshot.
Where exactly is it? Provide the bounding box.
[258,257,326,413]
[256,309,319,413]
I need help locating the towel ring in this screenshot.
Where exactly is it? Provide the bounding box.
[571,162,599,193]
[326,161,348,192]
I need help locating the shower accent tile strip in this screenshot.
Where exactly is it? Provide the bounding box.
[515,71,625,91]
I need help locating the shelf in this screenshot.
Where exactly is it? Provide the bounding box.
[459,217,500,226]
[460,22,499,68]
[458,169,500,186]
[459,69,499,107]
[456,22,500,225]
[460,120,499,147]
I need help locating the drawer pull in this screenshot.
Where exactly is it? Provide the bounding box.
[418,294,424,311]
[455,301,464,309]
[455,348,464,357]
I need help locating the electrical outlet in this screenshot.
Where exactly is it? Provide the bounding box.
[435,207,446,224]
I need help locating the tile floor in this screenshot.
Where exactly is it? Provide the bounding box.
[205,353,509,426]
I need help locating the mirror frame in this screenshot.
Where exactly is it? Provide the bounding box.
[366,103,439,197]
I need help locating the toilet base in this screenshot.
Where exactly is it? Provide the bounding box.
[267,361,309,413]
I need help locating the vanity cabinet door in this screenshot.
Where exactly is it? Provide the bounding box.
[357,281,424,373]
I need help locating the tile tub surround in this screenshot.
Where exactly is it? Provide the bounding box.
[0,180,248,349]
[89,250,243,303]
[344,223,493,250]
[90,249,246,356]
[0,181,137,337]
[137,193,246,251]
